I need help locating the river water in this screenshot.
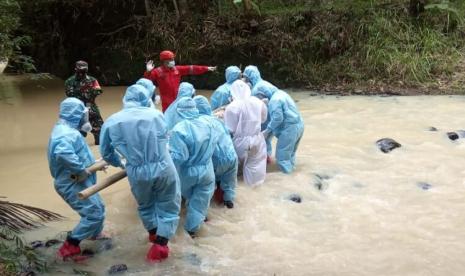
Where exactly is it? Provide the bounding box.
[2,75,465,275]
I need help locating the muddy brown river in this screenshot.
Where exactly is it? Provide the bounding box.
[2,74,465,275]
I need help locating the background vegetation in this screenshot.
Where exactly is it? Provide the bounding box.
[3,0,465,93]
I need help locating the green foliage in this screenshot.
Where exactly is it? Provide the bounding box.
[0,0,35,72]
[18,0,465,90]
[356,8,462,84]
[0,227,47,274]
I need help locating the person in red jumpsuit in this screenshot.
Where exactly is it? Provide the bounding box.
[144,50,217,112]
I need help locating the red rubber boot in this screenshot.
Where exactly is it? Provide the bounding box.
[57,241,81,260]
[146,243,170,263]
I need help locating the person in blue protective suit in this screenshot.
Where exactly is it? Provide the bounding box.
[193,95,238,209]
[47,97,106,260]
[243,65,278,163]
[210,66,242,111]
[164,82,196,130]
[136,78,159,108]
[169,98,220,236]
[253,83,304,174]
[99,84,181,262]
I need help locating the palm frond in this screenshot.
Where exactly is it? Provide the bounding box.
[0,199,64,233]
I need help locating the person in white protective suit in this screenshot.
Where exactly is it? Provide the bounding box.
[224,80,268,186]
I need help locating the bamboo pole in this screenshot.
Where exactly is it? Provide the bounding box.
[70,160,108,181]
[78,170,127,200]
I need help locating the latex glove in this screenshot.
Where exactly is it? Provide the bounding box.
[207,66,217,72]
[262,129,271,139]
[146,60,154,72]
[155,95,161,105]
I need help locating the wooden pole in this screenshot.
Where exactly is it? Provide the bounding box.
[70,160,108,181]
[78,170,127,200]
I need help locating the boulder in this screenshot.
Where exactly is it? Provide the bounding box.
[288,194,302,203]
[447,132,459,140]
[45,239,61,247]
[417,182,432,190]
[108,264,128,275]
[376,138,401,153]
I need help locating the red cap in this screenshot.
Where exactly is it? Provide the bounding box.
[160,50,175,61]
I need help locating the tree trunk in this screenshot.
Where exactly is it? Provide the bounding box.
[144,0,152,17]
[243,0,252,14]
[178,0,188,16]
[172,0,180,25]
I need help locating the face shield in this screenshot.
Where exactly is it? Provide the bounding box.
[79,108,92,133]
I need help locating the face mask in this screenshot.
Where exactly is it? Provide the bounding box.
[80,109,92,133]
[81,122,92,133]
[76,70,87,80]
[167,61,175,68]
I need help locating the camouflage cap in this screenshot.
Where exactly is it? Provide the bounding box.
[75,60,88,71]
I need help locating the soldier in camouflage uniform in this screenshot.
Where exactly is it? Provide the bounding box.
[65,61,104,145]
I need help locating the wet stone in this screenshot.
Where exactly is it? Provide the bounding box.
[95,237,113,253]
[447,132,459,141]
[376,138,401,153]
[30,240,44,249]
[45,239,61,247]
[288,194,302,203]
[417,182,432,190]
[428,127,438,131]
[81,249,95,257]
[313,173,332,191]
[108,264,128,275]
[19,265,35,276]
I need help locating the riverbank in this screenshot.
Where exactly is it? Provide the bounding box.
[17,1,465,93]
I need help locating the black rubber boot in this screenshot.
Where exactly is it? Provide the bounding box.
[93,133,100,145]
[224,201,234,209]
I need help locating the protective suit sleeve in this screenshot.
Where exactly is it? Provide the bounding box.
[54,137,86,174]
[143,69,159,86]
[177,65,209,76]
[210,90,222,111]
[267,101,284,132]
[224,108,239,135]
[169,131,190,166]
[99,124,123,168]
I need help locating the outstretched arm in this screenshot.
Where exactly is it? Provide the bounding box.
[177,65,215,76]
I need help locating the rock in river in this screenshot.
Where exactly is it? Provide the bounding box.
[376,138,401,153]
